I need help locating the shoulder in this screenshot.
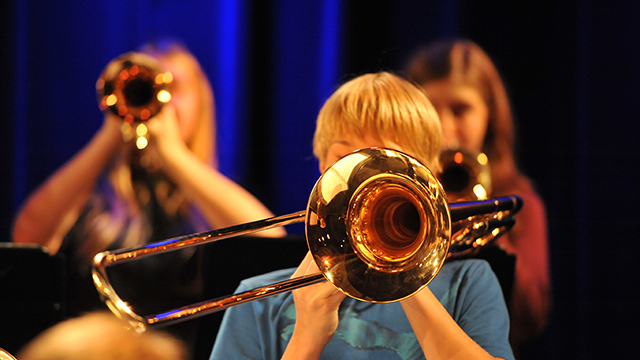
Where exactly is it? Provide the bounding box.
[518,188,547,217]
[432,259,513,359]
[497,175,546,213]
[429,259,504,306]
[434,258,496,282]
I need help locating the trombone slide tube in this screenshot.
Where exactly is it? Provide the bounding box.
[147,273,326,327]
[92,211,306,332]
[449,195,522,222]
[95,211,306,265]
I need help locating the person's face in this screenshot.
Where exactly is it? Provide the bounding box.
[421,79,489,153]
[161,54,201,143]
[321,132,404,173]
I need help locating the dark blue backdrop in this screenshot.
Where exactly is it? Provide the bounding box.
[2,1,639,359]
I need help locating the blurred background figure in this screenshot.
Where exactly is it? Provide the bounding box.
[16,311,187,360]
[404,38,551,355]
[10,40,284,358]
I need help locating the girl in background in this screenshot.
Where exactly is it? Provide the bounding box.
[12,41,284,357]
[404,39,551,352]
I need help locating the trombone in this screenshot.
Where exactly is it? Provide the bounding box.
[92,148,521,332]
[0,348,17,360]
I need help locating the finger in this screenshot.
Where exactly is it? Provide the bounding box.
[157,103,177,117]
[312,281,342,299]
[104,112,121,123]
[291,251,314,279]
[324,287,347,307]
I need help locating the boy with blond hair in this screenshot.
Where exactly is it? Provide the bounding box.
[211,72,514,360]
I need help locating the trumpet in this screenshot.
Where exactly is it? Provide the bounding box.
[92,148,521,332]
[439,149,492,201]
[96,52,173,150]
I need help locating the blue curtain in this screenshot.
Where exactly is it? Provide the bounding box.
[3,1,640,359]
[3,0,342,230]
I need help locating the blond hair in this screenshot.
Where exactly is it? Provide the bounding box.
[313,72,442,172]
[148,44,216,167]
[17,312,187,360]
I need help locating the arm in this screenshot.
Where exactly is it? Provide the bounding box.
[400,260,513,360]
[12,114,123,253]
[281,252,346,360]
[210,254,344,360]
[401,289,501,360]
[497,190,551,343]
[209,268,300,360]
[145,105,286,237]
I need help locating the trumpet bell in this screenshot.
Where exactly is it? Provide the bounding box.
[307,148,450,302]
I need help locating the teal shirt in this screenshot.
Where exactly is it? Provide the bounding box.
[210,259,514,360]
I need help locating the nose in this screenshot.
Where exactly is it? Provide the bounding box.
[439,111,459,150]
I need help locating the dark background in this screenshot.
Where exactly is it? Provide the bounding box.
[2,1,639,359]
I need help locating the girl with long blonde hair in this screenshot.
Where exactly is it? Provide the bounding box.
[12,41,284,344]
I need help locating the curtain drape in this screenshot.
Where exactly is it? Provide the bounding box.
[2,1,639,359]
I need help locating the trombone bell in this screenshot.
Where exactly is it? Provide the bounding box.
[306,148,450,302]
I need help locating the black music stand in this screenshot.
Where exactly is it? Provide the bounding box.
[193,235,308,360]
[0,243,67,354]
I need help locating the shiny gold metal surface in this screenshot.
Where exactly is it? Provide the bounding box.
[92,148,521,331]
[439,149,492,201]
[0,348,17,360]
[96,52,172,149]
[447,198,520,258]
[306,148,450,302]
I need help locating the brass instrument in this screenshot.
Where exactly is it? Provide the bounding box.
[96,52,173,150]
[439,149,492,201]
[0,348,17,360]
[92,148,521,332]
